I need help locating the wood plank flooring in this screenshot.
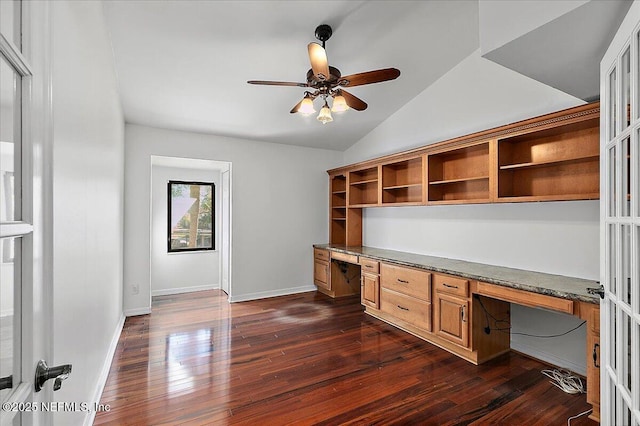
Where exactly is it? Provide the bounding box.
[95,290,597,425]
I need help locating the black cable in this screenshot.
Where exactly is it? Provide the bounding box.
[476,295,510,330]
[494,321,586,338]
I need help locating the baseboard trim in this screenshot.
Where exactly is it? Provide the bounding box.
[84,314,125,426]
[151,284,219,297]
[511,341,586,376]
[123,307,151,317]
[229,285,317,303]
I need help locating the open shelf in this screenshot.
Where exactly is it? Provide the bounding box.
[428,143,490,202]
[499,154,599,170]
[351,179,379,185]
[330,219,346,245]
[497,117,599,200]
[429,176,490,185]
[349,166,379,206]
[330,174,348,245]
[381,157,423,204]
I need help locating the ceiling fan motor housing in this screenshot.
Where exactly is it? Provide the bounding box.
[315,24,332,46]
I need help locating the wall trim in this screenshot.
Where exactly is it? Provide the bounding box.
[124,307,151,317]
[229,285,317,303]
[84,314,125,426]
[151,284,219,297]
[511,341,586,376]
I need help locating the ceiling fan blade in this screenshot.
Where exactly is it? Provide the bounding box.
[308,43,330,81]
[247,80,309,87]
[340,89,367,111]
[290,98,304,114]
[338,68,400,87]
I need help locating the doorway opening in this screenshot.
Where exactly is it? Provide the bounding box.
[149,156,232,304]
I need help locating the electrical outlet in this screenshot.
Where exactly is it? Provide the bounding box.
[132,284,139,295]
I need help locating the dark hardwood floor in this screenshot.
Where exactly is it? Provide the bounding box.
[95,290,596,425]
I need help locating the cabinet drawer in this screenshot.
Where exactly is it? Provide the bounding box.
[314,248,330,262]
[332,251,358,264]
[381,263,431,301]
[380,288,431,331]
[360,257,379,274]
[433,274,469,298]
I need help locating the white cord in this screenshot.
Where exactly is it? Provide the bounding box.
[541,369,585,394]
[567,408,592,425]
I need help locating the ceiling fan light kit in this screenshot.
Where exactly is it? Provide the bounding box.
[248,24,400,124]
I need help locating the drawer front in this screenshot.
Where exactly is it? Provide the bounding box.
[331,251,358,264]
[433,273,469,298]
[476,281,574,314]
[314,260,330,290]
[381,263,431,301]
[360,257,380,274]
[314,248,330,262]
[380,288,431,331]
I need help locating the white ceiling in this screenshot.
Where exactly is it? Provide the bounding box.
[102,0,479,151]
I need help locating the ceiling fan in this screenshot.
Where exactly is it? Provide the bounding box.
[247,24,401,124]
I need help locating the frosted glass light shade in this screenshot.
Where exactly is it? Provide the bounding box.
[317,103,333,124]
[299,97,316,116]
[331,94,349,112]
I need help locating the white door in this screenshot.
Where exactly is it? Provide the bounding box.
[0,1,53,425]
[221,169,231,296]
[601,1,640,425]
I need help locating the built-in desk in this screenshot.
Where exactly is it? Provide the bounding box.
[313,244,601,422]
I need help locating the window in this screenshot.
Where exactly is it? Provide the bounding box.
[168,181,215,252]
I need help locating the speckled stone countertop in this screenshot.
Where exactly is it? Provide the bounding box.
[314,244,600,305]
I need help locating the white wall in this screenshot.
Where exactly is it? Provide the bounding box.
[478,0,588,54]
[51,2,124,425]
[150,165,220,295]
[345,49,596,374]
[124,124,342,313]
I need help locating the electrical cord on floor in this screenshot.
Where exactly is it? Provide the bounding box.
[567,408,592,425]
[542,368,585,394]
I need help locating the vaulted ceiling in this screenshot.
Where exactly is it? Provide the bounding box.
[102,0,631,151]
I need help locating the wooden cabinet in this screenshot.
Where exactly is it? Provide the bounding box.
[586,305,600,422]
[313,248,330,291]
[326,103,600,247]
[380,263,432,332]
[381,156,424,205]
[329,174,363,246]
[330,174,347,245]
[496,116,599,201]
[427,142,491,204]
[360,258,380,309]
[349,166,379,207]
[433,273,470,348]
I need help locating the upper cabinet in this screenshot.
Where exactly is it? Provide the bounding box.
[327,102,600,244]
[348,166,379,207]
[496,116,599,202]
[381,156,424,205]
[427,142,491,204]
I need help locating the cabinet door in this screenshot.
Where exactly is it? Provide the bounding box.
[314,260,330,290]
[361,273,379,309]
[586,307,600,421]
[435,292,469,348]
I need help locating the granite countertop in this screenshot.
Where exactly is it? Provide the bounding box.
[314,244,600,305]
